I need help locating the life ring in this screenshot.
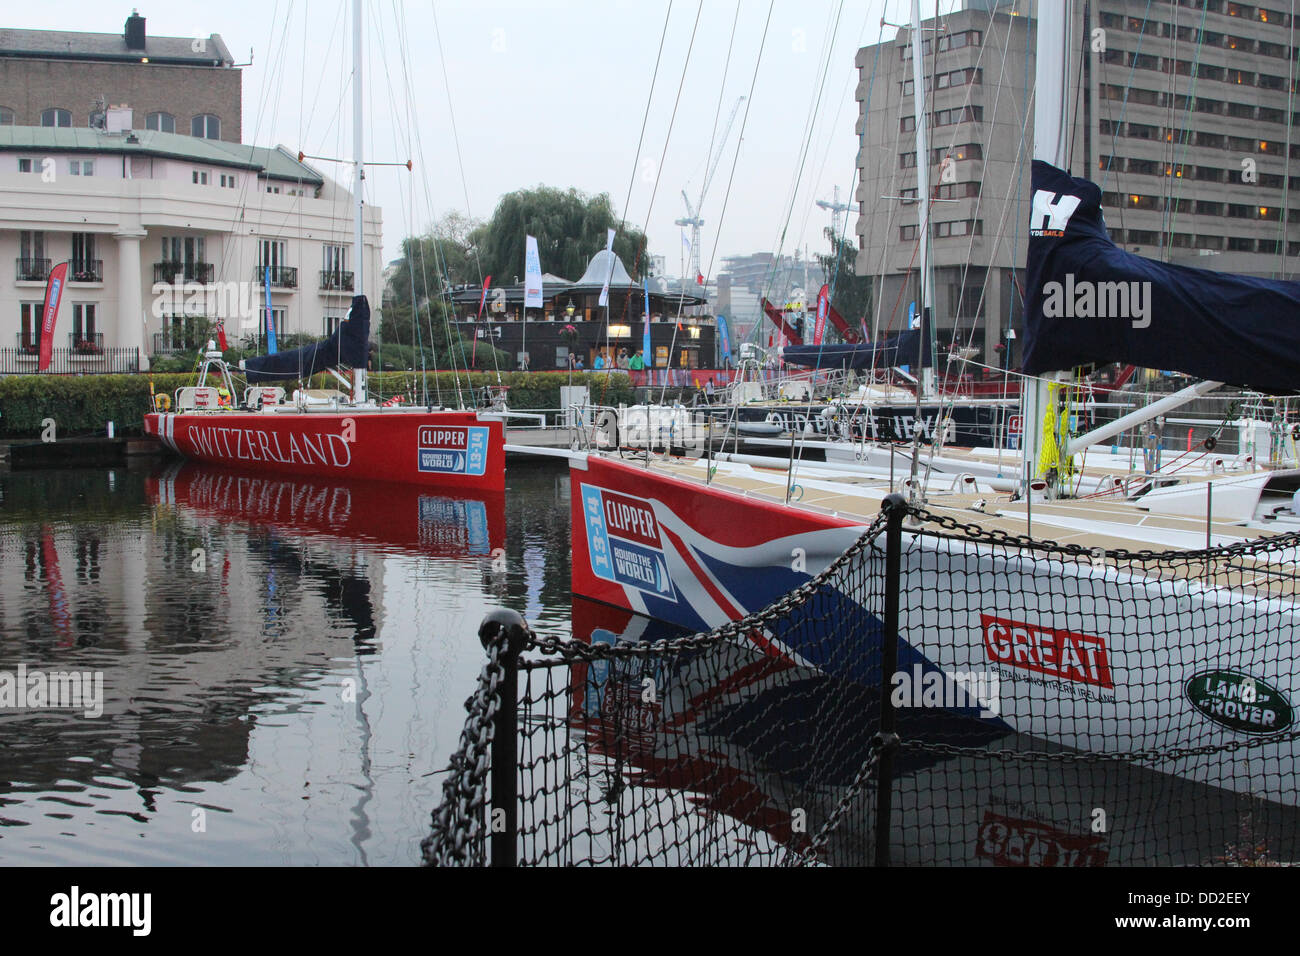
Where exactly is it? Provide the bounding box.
[1203,435,1217,451]
[155,393,171,412]
[1291,424,1300,442]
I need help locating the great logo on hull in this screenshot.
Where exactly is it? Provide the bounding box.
[981,614,1114,689]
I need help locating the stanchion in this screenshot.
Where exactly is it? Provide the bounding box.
[478,608,530,868]
[875,493,906,866]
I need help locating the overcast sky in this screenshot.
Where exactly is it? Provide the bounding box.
[12,0,924,278]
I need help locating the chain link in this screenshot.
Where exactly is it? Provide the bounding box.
[911,505,1300,564]
[421,633,508,867]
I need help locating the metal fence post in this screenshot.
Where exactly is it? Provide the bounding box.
[876,493,907,867]
[479,608,529,868]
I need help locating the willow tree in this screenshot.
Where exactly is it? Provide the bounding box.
[476,186,649,283]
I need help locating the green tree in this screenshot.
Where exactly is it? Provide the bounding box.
[816,227,873,339]
[386,210,485,309]
[476,186,649,282]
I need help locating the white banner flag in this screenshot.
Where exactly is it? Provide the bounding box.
[598,227,616,307]
[524,235,543,309]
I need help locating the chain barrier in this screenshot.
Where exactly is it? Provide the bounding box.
[425,498,1300,866]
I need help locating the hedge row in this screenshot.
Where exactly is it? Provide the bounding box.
[0,370,639,437]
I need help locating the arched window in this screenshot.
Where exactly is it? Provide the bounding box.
[0,107,14,126]
[191,114,220,139]
[146,111,175,133]
[41,108,72,128]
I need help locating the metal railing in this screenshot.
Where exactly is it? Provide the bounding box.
[15,257,51,281]
[69,332,104,354]
[151,330,211,355]
[254,265,298,289]
[69,260,103,283]
[0,347,139,374]
[153,261,215,284]
[320,269,355,291]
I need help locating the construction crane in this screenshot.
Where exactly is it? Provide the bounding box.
[815,184,852,238]
[675,95,745,283]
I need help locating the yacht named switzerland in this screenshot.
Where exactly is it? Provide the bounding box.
[143,295,505,491]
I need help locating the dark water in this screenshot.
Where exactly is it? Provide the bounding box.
[0,458,576,865]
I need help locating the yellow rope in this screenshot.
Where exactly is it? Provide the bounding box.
[1036,381,1061,479]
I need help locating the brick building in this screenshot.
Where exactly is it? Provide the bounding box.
[0,11,241,142]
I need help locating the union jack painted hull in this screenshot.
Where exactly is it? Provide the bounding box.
[145,410,505,491]
[569,454,1300,805]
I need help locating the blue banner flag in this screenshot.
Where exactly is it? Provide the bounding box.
[264,266,277,354]
[643,278,652,365]
[716,314,732,363]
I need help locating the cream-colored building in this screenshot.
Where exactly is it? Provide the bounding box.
[0,114,381,371]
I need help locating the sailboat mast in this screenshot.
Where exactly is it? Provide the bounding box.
[1022,0,1073,497]
[351,0,367,402]
[905,0,935,499]
[909,0,934,400]
[353,0,364,293]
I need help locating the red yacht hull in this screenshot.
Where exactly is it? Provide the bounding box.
[144,410,505,491]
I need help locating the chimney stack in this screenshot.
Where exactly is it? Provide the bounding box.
[125,10,146,51]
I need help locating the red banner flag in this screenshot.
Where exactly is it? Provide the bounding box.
[215,317,228,351]
[38,261,69,372]
[476,275,492,320]
[813,283,830,346]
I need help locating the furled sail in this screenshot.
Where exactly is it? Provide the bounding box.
[781,324,931,372]
[242,294,370,384]
[1023,161,1300,393]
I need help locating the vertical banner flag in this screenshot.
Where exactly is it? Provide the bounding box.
[907,300,919,330]
[598,228,616,307]
[37,261,69,372]
[215,317,228,351]
[264,266,277,354]
[476,275,493,319]
[717,314,732,364]
[642,277,652,367]
[524,236,543,310]
[814,284,830,346]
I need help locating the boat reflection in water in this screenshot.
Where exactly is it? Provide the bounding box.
[0,462,508,865]
[148,461,505,560]
[560,597,1300,866]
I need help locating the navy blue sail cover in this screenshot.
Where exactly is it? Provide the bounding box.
[1023,160,1300,392]
[242,294,370,383]
[782,324,931,371]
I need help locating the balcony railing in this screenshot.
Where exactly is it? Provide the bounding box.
[70,332,104,354]
[15,333,39,355]
[152,330,213,355]
[0,347,139,374]
[254,265,298,289]
[153,261,216,284]
[320,269,355,292]
[16,258,52,281]
[70,260,103,283]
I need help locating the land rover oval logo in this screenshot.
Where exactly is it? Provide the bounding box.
[1185,671,1293,735]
